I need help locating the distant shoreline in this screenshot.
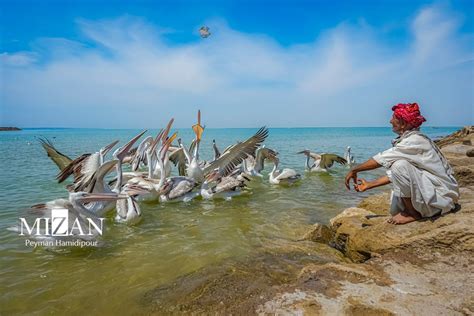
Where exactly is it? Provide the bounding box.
[0,127,21,131]
[0,126,463,130]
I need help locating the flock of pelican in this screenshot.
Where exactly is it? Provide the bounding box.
[26,111,355,241]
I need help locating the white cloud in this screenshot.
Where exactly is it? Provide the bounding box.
[0,52,37,66]
[1,3,472,128]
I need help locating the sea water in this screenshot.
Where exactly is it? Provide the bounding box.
[0,126,459,314]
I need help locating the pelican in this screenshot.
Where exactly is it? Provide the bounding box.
[126,130,178,202]
[168,140,187,176]
[204,127,268,176]
[100,130,147,193]
[185,110,206,182]
[159,176,199,203]
[201,170,249,200]
[344,146,356,167]
[212,139,221,161]
[22,192,127,241]
[297,150,347,172]
[241,146,278,178]
[115,185,148,225]
[268,157,301,185]
[147,119,176,179]
[55,139,119,183]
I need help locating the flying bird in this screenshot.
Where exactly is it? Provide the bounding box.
[199,26,211,38]
[297,150,347,172]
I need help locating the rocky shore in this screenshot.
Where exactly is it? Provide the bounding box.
[144,127,473,315]
[259,126,474,315]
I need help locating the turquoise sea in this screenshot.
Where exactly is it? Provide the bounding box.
[0,126,459,314]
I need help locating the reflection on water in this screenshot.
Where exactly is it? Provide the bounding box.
[0,127,458,314]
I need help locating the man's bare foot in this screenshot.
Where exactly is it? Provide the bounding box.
[387,211,421,225]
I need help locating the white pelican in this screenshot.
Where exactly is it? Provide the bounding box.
[23,192,127,241]
[200,170,249,200]
[168,140,187,176]
[125,131,178,202]
[185,110,206,182]
[344,146,356,167]
[241,146,278,178]
[268,157,301,185]
[39,138,118,183]
[297,150,347,172]
[159,176,199,203]
[115,185,148,225]
[105,130,148,192]
[212,139,221,161]
[205,127,268,175]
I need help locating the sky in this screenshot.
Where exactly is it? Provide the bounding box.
[1,0,473,128]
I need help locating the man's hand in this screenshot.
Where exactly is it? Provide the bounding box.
[345,170,358,190]
[355,179,370,192]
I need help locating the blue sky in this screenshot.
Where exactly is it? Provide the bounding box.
[1,0,473,128]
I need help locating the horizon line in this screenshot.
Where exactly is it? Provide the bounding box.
[3,125,466,130]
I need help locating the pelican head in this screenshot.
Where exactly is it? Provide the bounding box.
[204,170,221,183]
[122,184,150,197]
[70,192,128,203]
[113,130,147,161]
[100,140,119,157]
[297,149,311,156]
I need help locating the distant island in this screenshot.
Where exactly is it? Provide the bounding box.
[0,127,21,131]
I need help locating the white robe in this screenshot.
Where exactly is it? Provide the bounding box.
[373,130,459,218]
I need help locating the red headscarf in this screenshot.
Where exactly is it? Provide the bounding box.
[392,102,426,128]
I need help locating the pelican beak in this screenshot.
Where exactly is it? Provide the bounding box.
[125,186,149,196]
[158,182,171,195]
[205,171,219,182]
[78,192,128,202]
[102,140,120,156]
[161,118,175,143]
[192,124,204,142]
[149,129,164,154]
[116,130,147,160]
[296,150,308,155]
[192,110,204,142]
[160,132,177,159]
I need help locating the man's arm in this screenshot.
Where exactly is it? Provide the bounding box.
[355,175,390,192]
[345,158,381,190]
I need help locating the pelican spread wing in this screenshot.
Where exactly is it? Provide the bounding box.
[203,127,268,177]
[56,153,92,183]
[70,160,117,193]
[168,147,187,176]
[310,153,321,162]
[319,154,347,169]
[131,136,154,171]
[38,138,73,171]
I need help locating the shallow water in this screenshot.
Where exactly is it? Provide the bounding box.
[0,127,458,314]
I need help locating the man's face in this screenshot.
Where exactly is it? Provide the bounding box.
[390,114,406,135]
